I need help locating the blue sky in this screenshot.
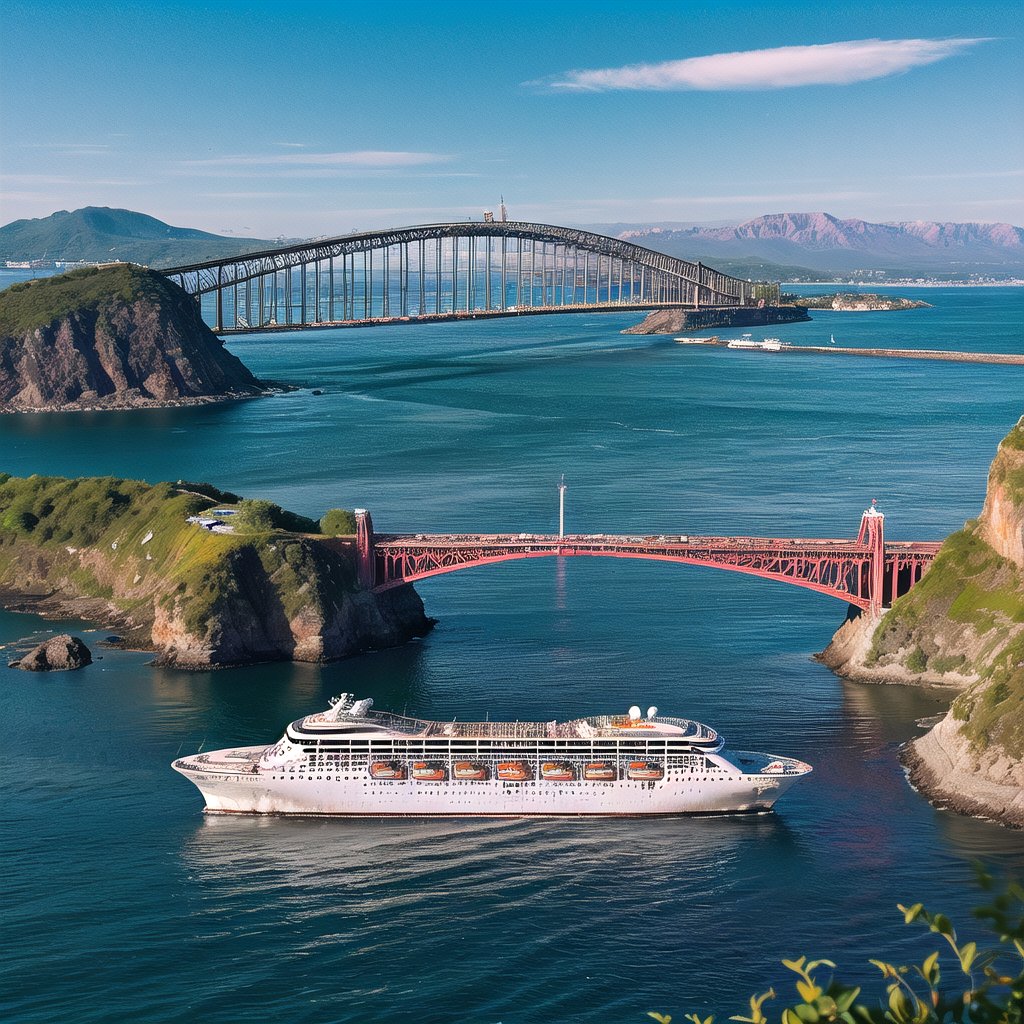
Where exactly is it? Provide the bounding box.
[1,0,1021,237]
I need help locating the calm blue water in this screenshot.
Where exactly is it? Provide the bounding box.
[2,287,1023,1023]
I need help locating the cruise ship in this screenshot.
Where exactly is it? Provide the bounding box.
[172,695,812,817]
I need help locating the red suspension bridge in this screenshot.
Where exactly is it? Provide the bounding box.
[351,507,941,617]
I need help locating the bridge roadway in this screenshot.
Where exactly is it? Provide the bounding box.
[355,512,941,616]
[160,220,759,333]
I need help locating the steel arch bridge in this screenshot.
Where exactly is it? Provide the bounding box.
[160,221,757,333]
[350,509,940,617]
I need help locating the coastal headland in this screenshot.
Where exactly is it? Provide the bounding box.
[0,475,432,667]
[820,415,1024,828]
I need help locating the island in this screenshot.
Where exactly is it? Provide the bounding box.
[820,415,1024,827]
[623,303,811,335]
[0,264,278,413]
[784,292,932,311]
[0,475,433,667]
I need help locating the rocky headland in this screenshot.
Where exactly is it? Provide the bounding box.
[820,416,1024,827]
[0,475,433,668]
[0,264,276,413]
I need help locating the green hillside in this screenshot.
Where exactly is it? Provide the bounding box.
[0,207,275,268]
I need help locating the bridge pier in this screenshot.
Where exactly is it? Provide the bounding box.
[856,506,886,617]
[354,509,376,589]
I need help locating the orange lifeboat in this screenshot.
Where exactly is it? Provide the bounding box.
[453,761,488,781]
[497,761,530,781]
[541,761,575,781]
[583,761,616,781]
[411,761,446,782]
[627,761,663,781]
[369,760,406,780]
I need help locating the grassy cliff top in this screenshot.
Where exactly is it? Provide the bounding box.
[0,264,180,338]
[0,474,360,644]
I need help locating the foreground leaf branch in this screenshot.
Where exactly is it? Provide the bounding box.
[650,868,1024,1024]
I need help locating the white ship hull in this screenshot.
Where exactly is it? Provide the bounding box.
[175,746,803,817]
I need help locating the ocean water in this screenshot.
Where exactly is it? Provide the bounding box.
[1,287,1023,1023]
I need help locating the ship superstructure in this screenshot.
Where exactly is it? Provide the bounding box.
[173,695,811,817]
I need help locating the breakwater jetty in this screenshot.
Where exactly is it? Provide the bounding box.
[680,338,1024,366]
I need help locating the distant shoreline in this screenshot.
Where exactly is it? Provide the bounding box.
[785,280,1024,288]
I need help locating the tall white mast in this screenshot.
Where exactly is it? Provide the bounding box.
[558,474,567,539]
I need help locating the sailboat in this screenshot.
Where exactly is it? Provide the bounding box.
[830,333,836,345]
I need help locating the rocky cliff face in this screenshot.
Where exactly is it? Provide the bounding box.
[820,417,1024,827]
[0,265,268,412]
[149,538,433,669]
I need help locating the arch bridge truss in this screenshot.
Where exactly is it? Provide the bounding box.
[161,221,757,333]
[352,508,940,618]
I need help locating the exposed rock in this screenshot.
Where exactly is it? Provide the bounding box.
[820,415,1024,827]
[903,713,1024,829]
[0,264,275,413]
[979,423,1024,567]
[13,634,92,671]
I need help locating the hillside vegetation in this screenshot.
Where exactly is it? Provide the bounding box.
[0,474,430,667]
[0,207,273,268]
[0,264,173,337]
[824,417,1024,826]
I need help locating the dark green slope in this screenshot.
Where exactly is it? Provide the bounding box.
[0,207,275,268]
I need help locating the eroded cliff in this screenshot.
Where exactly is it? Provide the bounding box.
[0,475,432,667]
[820,417,1024,826]
[0,265,270,412]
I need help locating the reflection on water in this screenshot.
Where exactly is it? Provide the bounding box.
[182,811,795,1022]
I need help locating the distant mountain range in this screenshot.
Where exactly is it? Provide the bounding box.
[0,208,274,268]
[3,207,1022,281]
[603,212,1024,277]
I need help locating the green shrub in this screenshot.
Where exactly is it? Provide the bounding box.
[930,653,966,675]
[951,693,975,721]
[233,498,278,533]
[1,507,38,532]
[230,497,318,534]
[320,508,357,535]
[906,646,928,673]
[653,868,1024,1024]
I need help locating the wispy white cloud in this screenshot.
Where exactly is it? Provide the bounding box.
[536,37,990,92]
[272,142,307,148]
[1,173,142,186]
[198,191,305,199]
[904,168,1024,181]
[182,150,450,168]
[19,142,112,155]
